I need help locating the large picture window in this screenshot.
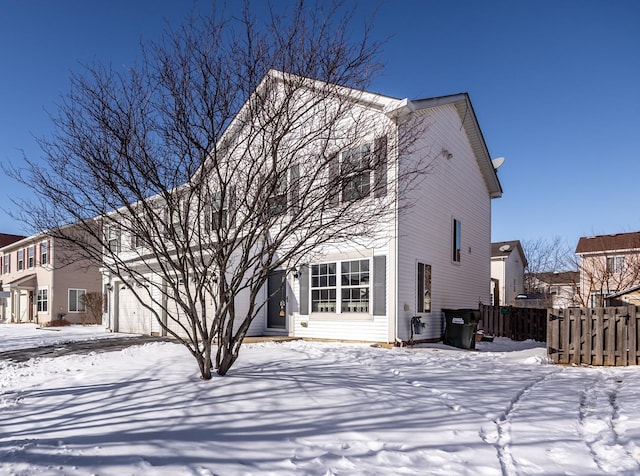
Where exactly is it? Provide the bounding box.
[311,259,370,314]
[417,262,432,313]
[69,288,86,313]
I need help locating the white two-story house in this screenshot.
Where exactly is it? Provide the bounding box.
[103,70,503,344]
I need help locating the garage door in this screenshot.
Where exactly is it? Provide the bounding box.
[117,284,152,335]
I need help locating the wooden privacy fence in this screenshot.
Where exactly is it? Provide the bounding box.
[547,306,639,366]
[479,305,547,342]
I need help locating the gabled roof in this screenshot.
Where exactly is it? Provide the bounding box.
[232,71,502,199]
[575,231,640,254]
[491,240,527,267]
[0,233,26,248]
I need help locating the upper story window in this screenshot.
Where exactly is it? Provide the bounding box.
[211,191,228,230]
[328,136,388,206]
[132,233,144,249]
[341,144,372,202]
[107,226,120,253]
[606,256,625,274]
[3,254,9,274]
[17,249,24,271]
[268,170,289,217]
[40,241,48,265]
[452,218,462,263]
[27,246,35,268]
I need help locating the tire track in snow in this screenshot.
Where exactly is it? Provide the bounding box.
[579,372,640,474]
[479,370,560,476]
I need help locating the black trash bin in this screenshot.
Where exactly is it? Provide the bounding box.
[442,309,481,349]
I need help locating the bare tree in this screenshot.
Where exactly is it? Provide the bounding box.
[7,1,430,379]
[81,292,104,325]
[574,247,640,307]
[522,236,574,293]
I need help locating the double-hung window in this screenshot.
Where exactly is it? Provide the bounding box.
[3,254,9,274]
[341,144,371,202]
[37,288,48,313]
[17,249,24,271]
[606,256,625,274]
[211,188,235,231]
[311,263,337,312]
[311,259,370,314]
[27,246,35,268]
[107,226,120,253]
[268,170,288,217]
[40,241,48,265]
[341,260,369,312]
[69,288,86,312]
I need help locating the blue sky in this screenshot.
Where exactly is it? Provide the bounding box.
[1,1,638,251]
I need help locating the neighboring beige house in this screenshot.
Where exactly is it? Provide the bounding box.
[0,230,102,325]
[606,285,640,307]
[575,231,640,307]
[490,240,527,306]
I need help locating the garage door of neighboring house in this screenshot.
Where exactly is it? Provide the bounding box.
[117,284,152,335]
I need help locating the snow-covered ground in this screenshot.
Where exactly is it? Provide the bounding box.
[2,324,640,475]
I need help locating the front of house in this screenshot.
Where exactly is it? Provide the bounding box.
[103,73,502,344]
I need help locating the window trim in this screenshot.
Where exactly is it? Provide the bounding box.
[417,262,432,313]
[17,249,24,271]
[37,287,49,313]
[310,258,371,317]
[27,245,35,268]
[606,255,625,274]
[341,143,372,203]
[68,288,87,313]
[40,241,49,265]
[107,226,120,253]
[452,218,462,263]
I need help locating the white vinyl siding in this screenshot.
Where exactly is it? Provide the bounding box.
[396,103,493,341]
